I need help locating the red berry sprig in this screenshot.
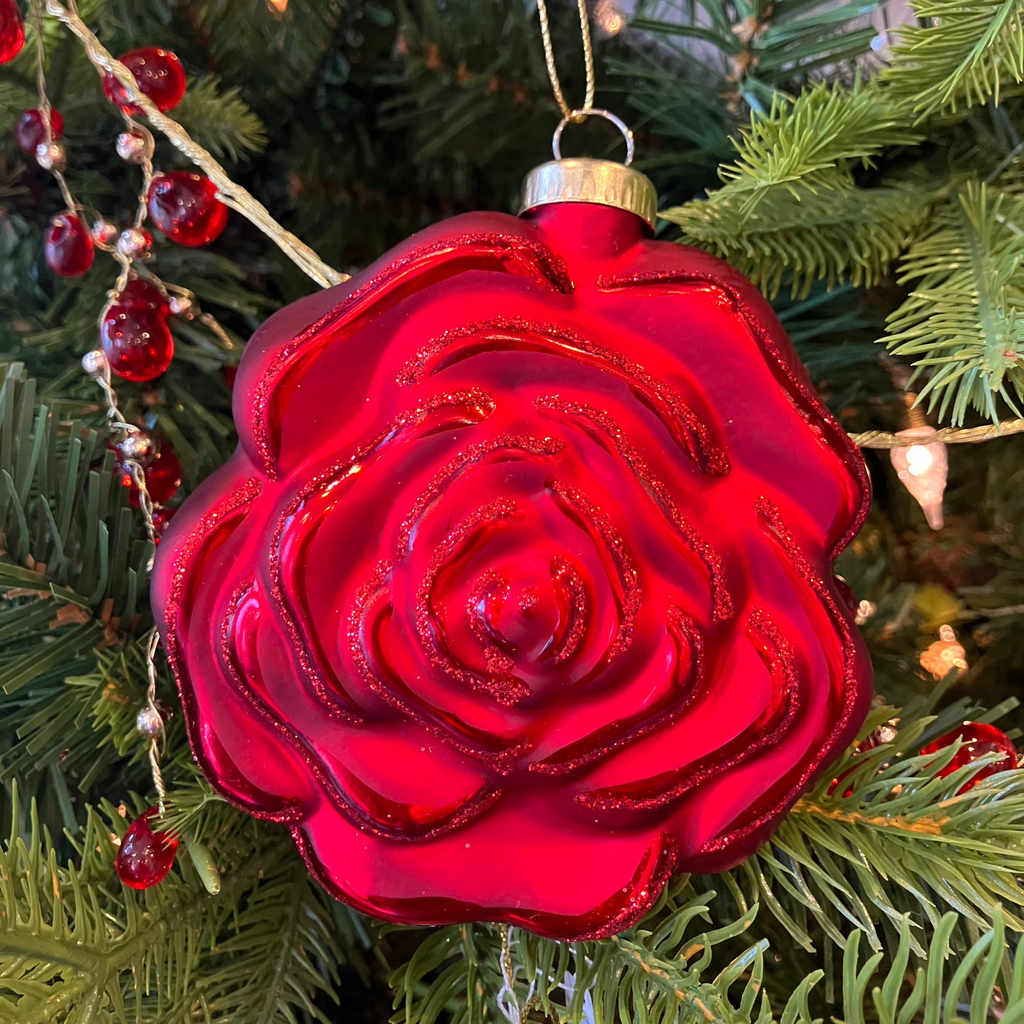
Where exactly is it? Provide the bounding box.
[14,107,64,155]
[115,808,179,890]
[103,47,186,115]
[101,299,174,382]
[920,722,1018,794]
[0,0,24,64]
[147,171,228,247]
[45,213,94,277]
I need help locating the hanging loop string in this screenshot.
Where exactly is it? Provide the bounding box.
[553,107,634,164]
[536,0,595,124]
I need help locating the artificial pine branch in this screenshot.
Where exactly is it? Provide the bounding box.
[885,178,1024,425]
[173,76,269,162]
[883,0,1024,118]
[662,182,931,299]
[0,790,353,1023]
[735,694,1024,957]
[660,83,926,297]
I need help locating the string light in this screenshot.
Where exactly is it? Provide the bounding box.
[889,424,948,530]
[919,625,968,680]
[592,0,626,37]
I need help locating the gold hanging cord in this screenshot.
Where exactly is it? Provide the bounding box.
[536,0,595,123]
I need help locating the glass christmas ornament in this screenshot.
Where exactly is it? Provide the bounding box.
[91,219,118,246]
[103,47,186,115]
[14,108,63,156]
[35,141,65,171]
[117,227,153,260]
[119,438,181,507]
[45,214,94,277]
[115,809,179,889]
[168,293,193,316]
[101,303,174,382]
[0,0,24,64]
[147,172,228,247]
[153,506,176,539]
[153,156,872,941]
[116,129,148,163]
[890,425,947,530]
[119,278,171,319]
[921,722,1017,794]
[136,705,163,738]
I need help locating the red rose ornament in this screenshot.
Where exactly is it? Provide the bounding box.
[153,199,872,940]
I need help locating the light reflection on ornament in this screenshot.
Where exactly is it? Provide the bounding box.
[890,425,947,530]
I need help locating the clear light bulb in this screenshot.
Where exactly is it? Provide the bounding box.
[890,425,947,530]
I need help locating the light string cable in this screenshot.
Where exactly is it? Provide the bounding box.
[851,419,1024,447]
[43,0,346,289]
[536,0,595,123]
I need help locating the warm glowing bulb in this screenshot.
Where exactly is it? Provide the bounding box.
[890,426,947,530]
[593,0,626,36]
[267,0,288,11]
[905,445,933,475]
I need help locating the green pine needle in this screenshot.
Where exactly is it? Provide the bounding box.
[0,790,350,1024]
[883,0,1024,118]
[174,76,269,162]
[662,182,931,299]
[659,83,925,297]
[885,178,1024,425]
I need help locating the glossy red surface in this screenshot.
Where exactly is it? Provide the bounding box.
[45,214,94,278]
[153,202,873,939]
[14,108,64,155]
[115,809,179,889]
[121,440,182,507]
[103,47,186,114]
[0,0,23,64]
[119,278,171,319]
[101,303,174,381]
[147,171,228,247]
[153,506,177,540]
[921,722,1017,794]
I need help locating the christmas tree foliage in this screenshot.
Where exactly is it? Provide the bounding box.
[3,0,1024,1020]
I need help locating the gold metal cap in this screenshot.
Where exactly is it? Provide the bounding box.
[518,157,658,228]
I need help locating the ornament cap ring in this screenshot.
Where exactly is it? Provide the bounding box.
[553,108,634,166]
[519,155,658,228]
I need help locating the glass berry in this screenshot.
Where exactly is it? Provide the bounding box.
[153,506,177,540]
[119,439,181,507]
[101,303,174,382]
[103,47,186,115]
[147,172,228,247]
[920,722,1018,794]
[115,809,179,890]
[14,108,63,156]
[119,278,171,319]
[0,0,24,64]
[44,214,94,278]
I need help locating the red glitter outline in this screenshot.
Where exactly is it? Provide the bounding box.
[267,390,496,721]
[290,825,677,942]
[220,577,501,841]
[252,234,572,477]
[396,315,730,477]
[596,271,871,559]
[536,394,733,623]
